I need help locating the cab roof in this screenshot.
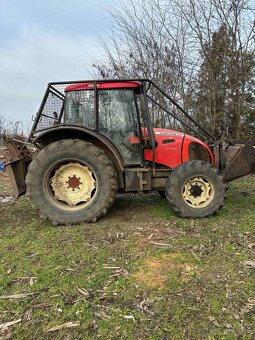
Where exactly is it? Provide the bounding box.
[64,81,141,92]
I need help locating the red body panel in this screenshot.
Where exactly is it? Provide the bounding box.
[65,81,140,92]
[143,128,214,169]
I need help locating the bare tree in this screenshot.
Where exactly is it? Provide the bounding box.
[0,116,24,143]
[0,115,6,144]
[93,0,255,138]
[173,0,255,137]
[9,121,23,136]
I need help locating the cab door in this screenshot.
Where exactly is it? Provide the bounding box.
[98,89,142,165]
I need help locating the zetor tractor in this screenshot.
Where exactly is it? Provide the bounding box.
[2,79,255,225]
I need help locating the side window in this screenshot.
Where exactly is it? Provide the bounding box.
[64,90,95,129]
[98,89,141,165]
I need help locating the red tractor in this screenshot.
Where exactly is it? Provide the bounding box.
[2,79,255,224]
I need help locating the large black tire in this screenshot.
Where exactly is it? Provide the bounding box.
[26,139,118,225]
[165,160,224,218]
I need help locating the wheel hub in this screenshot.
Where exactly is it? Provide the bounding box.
[68,176,80,189]
[190,184,203,197]
[183,176,215,208]
[50,162,96,207]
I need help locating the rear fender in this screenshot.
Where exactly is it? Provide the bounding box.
[31,125,125,188]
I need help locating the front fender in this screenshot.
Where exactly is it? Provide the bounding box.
[182,136,214,164]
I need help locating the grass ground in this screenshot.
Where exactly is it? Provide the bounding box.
[0,174,254,339]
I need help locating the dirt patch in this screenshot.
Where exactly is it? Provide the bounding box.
[0,175,12,196]
[133,253,195,288]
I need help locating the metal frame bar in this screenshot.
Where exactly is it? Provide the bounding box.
[29,78,216,147]
[147,94,206,140]
[33,79,215,136]
[141,85,156,173]
[29,84,50,139]
[50,86,65,99]
[94,81,98,131]
[145,80,215,140]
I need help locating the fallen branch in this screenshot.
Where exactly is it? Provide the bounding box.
[149,241,171,247]
[0,319,21,330]
[123,315,136,323]
[77,287,89,296]
[45,322,80,333]
[15,277,38,280]
[0,293,38,299]
[13,277,38,286]
[147,233,154,240]
[190,251,201,262]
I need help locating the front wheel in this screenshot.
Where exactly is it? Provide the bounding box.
[26,139,118,225]
[165,160,224,218]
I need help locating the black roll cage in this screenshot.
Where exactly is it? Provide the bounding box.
[29,79,216,170]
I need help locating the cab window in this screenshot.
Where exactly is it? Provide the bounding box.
[98,89,141,164]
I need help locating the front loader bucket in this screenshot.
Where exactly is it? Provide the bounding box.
[5,159,27,197]
[223,133,255,182]
[2,136,33,198]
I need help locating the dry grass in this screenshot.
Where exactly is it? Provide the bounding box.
[0,174,254,339]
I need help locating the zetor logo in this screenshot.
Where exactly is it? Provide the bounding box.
[155,132,183,137]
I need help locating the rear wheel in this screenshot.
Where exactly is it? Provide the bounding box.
[165,160,224,218]
[26,139,118,225]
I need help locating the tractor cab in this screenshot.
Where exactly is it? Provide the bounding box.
[60,81,213,169]
[63,81,143,165]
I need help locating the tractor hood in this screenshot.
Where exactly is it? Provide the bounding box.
[143,128,214,169]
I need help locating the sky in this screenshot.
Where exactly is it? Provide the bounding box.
[0,0,115,131]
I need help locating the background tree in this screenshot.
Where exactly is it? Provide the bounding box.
[0,115,24,144]
[93,0,255,140]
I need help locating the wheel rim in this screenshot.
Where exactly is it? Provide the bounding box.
[182,176,215,209]
[49,162,96,208]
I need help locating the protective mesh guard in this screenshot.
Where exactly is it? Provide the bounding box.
[32,82,98,135]
[36,92,64,130]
